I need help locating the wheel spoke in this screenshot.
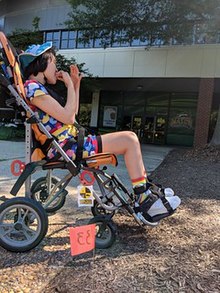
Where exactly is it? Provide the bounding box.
[0,223,15,237]
[17,207,22,222]
[21,209,29,223]
[0,223,14,228]
[22,227,37,240]
[1,227,15,237]
[24,225,37,234]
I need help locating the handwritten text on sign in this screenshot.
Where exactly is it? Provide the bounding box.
[69,224,96,256]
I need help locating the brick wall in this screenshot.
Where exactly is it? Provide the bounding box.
[194,78,214,147]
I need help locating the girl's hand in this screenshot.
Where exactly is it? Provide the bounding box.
[56,70,73,88]
[70,65,83,88]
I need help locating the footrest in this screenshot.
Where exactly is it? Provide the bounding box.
[145,209,176,223]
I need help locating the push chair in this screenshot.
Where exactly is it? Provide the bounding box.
[0,31,172,252]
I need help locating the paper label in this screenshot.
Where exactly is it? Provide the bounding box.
[77,184,94,207]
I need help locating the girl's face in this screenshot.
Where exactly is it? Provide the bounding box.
[44,54,57,84]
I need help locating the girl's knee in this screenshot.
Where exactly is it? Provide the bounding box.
[125,131,139,144]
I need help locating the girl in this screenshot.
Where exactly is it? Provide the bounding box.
[18,42,181,223]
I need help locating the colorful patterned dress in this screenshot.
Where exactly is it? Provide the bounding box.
[24,80,100,160]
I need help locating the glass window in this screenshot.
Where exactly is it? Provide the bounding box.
[45,32,53,41]
[112,37,120,47]
[83,41,93,48]
[111,30,130,47]
[80,91,92,104]
[100,91,123,105]
[152,37,164,46]
[69,31,76,39]
[61,30,77,49]
[146,93,169,106]
[52,40,59,49]
[45,31,60,49]
[131,38,140,46]
[167,93,197,146]
[124,92,145,105]
[94,38,103,48]
[168,108,196,135]
[140,38,149,46]
[53,32,59,39]
[145,106,168,116]
[68,40,75,49]
[145,106,156,116]
[94,30,111,48]
[170,93,197,108]
[124,105,144,116]
[62,31,68,39]
[61,40,68,49]
[131,37,148,47]
[167,107,196,146]
[78,103,92,127]
[111,30,121,47]
[77,30,94,48]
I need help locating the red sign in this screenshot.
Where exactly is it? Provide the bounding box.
[70,224,96,256]
[79,170,95,186]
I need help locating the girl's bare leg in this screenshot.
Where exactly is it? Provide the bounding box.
[101,131,181,219]
[101,131,146,180]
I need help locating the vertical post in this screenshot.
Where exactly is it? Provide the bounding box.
[194,78,214,147]
[47,169,52,193]
[25,122,32,197]
[90,91,100,128]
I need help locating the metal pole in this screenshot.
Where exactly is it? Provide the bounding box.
[25,122,32,197]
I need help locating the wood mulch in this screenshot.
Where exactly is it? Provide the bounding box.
[0,146,219,293]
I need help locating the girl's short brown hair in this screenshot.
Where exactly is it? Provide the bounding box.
[23,48,56,79]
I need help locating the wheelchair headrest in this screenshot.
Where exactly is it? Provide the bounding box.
[0,31,26,100]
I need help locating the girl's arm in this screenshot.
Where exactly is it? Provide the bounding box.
[70,65,83,115]
[31,71,77,124]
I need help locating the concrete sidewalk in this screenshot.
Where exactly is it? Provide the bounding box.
[0,140,172,195]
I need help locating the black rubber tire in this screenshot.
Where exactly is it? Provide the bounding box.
[91,200,115,217]
[31,177,66,213]
[0,197,48,252]
[88,216,116,249]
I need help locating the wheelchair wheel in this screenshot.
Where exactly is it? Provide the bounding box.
[31,177,66,214]
[88,216,116,249]
[91,200,115,217]
[0,197,48,252]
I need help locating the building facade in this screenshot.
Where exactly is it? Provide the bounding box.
[0,0,219,146]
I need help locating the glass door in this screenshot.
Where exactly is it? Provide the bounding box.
[144,115,167,144]
[131,116,143,139]
[144,116,155,143]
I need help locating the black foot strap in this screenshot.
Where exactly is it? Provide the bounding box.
[136,193,159,212]
[156,192,174,214]
[134,191,175,223]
